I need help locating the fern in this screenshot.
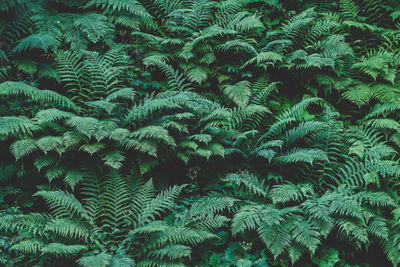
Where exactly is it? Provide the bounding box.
[74,13,114,44]
[10,139,38,160]
[0,117,36,137]
[223,81,251,107]
[34,190,90,220]
[2,0,400,265]
[182,0,213,31]
[0,174,225,266]
[56,50,89,103]
[84,51,121,97]
[274,148,328,165]
[0,81,77,110]
[224,172,267,197]
[229,173,397,263]
[41,243,87,256]
[78,252,112,267]
[12,33,56,54]
[86,0,151,19]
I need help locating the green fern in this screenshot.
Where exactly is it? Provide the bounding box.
[0,81,77,109]
[12,33,56,54]
[0,174,227,266]
[74,13,114,44]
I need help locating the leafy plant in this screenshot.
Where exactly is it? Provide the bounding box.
[2,0,400,266]
[0,173,234,266]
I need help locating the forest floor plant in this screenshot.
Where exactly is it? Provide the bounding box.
[2,0,400,266]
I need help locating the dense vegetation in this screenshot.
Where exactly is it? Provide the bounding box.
[1,0,400,266]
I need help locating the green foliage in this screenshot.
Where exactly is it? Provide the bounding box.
[0,82,76,110]
[12,33,56,54]
[0,175,231,266]
[2,0,400,266]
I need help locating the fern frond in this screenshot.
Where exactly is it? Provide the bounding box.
[13,240,44,254]
[65,170,85,190]
[137,185,185,226]
[86,0,151,19]
[34,190,90,220]
[56,50,89,103]
[270,183,313,204]
[99,175,130,230]
[150,245,191,260]
[224,172,267,197]
[259,97,325,141]
[186,66,208,84]
[101,150,126,169]
[12,33,56,54]
[0,116,36,137]
[10,138,38,160]
[78,252,112,267]
[66,116,101,139]
[274,148,328,165]
[183,0,213,31]
[74,13,114,43]
[35,109,74,123]
[84,51,121,97]
[41,243,87,256]
[131,126,176,146]
[223,81,252,107]
[0,81,77,109]
[106,88,135,102]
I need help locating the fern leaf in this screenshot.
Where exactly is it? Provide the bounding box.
[150,245,191,260]
[224,172,267,197]
[34,190,90,220]
[137,185,185,226]
[0,116,36,137]
[0,81,76,109]
[10,139,38,160]
[13,240,44,254]
[74,13,114,43]
[65,170,85,190]
[78,252,112,267]
[41,243,87,256]
[223,81,251,107]
[12,33,56,54]
[274,148,328,165]
[101,150,126,169]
